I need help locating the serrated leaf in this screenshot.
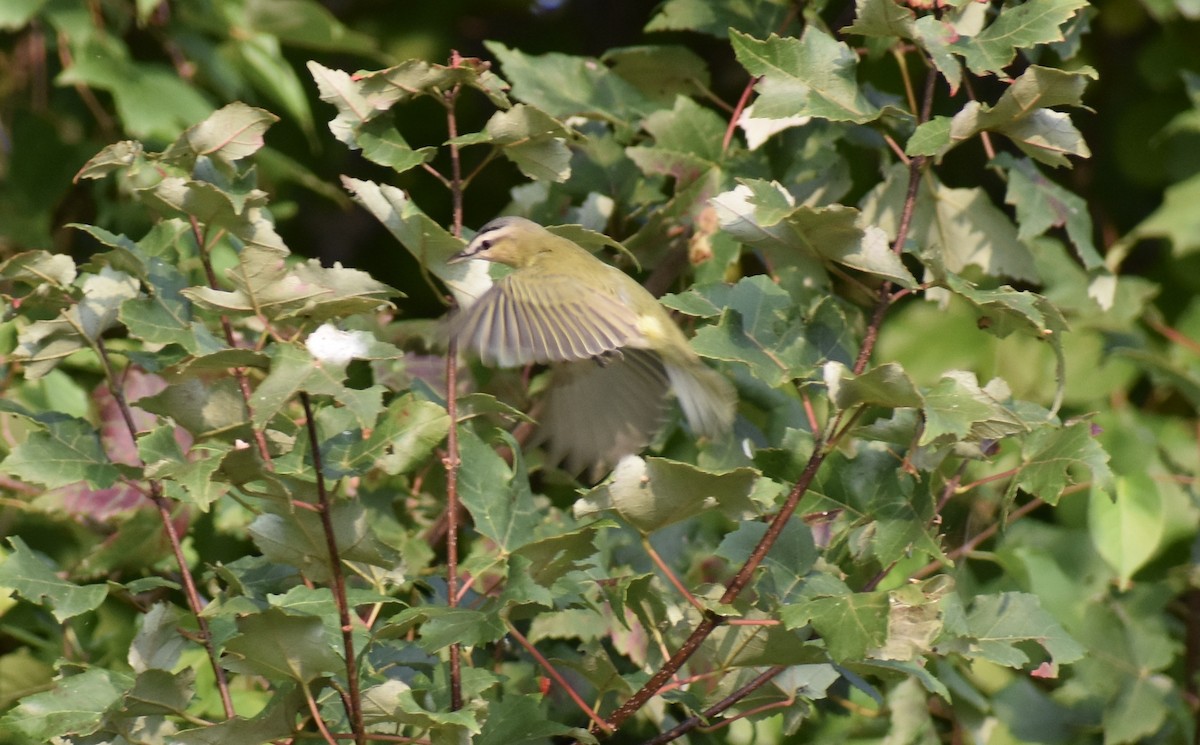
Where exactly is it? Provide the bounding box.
[0,250,78,288]
[458,104,574,182]
[824,361,923,411]
[863,165,1037,282]
[645,0,792,38]
[339,178,478,302]
[712,181,917,285]
[0,538,109,622]
[164,102,278,165]
[0,667,128,740]
[223,608,342,683]
[603,44,711,103]
[74,140,145,181]
[997,153,1102,269]
[574,455,758,534]
[782,591,890,662]
[1088,473,1165,589]
[953,0,1090,75]
[478,694,595,745]
[486,41,657,124]
[1016,420,1113,505]
[392,606,507,652]
[626,96,726,184]
[129,602,186,673]
[958,591,1085,668]
[324,394,448,478]
[361,679,481,731]
[908,66,1095,167]
[0,413,120,489]
[248,501,391,582]
[731,29,883,124]
[457,427,540,552]
[679,276,820,386]
[182,245,397,323]
[171,686,305,745]
[921,371,1027,445]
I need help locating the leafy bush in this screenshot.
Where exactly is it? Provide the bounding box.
[2,1,1199,744]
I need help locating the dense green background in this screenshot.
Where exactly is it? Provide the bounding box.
[3,1,1200,744]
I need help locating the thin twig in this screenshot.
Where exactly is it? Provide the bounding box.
[442,51,467,712]
[300,393,366,744]
[639,666,787,745]
[643,537,705,614]
[93,337,236,719]
[189,217,275,467]
[506,622,614,734]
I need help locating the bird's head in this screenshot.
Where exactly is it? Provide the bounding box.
[449,216,549,269]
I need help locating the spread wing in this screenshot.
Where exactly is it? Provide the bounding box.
[451,271,645,367]
[534,348,671,477]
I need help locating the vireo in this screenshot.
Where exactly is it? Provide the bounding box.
[448,216,735,475]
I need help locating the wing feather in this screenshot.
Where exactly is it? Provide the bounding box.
[452,271,644,366]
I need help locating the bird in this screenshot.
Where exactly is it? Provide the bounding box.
[447,216,736,476]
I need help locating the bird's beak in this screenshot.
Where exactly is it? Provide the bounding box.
[447,249,472,264]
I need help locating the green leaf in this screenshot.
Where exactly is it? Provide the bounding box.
[163,101,278,165]
[783,591,890,662]
[324,394,448,478]
[1016,419,1113,504]
[122,668,194,716]
[392,607,507,652]
[0,250,77,288]
[486,41,657,124]
[0,0,47,29]
[129,602,186,673]
[603,45,711,103]
[456,104,574,182]
[457,428,540,553]
[626,96,726,184]
[241,0,378,53]
[0,667,128,740]
[0,538,109,622]
[360,679,481,731]
[308,62,438,173]
[997,153,1103,270]
[675,276,821,386]
[223,608,343,683]
[952,0,1091,76]
[863,165,1037,282]
[0,413,120,489]
[58,39,213,140]
[574,456,758,534]
[957,592,1085,670]
[920,371,1027,446]
[1088,474,1165,590]
[170,685,304,745]
[645,0,792,38]
[1112,171,1200,260]
[824,361,923,411]
[182,245,398,323]
[477,694,594,745]
[248,501,391,582]
[730,29,883,124]
[339,178,475,299]
[712,180,917,286]
[908,66,1095,167]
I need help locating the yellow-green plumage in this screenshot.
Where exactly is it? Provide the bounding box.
[448,216,736,475]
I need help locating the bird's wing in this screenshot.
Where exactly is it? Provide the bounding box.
[451,271,644,367]
[534,348,671,478]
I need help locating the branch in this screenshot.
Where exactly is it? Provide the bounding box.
[94,337,235,719]
[300,392,365,744]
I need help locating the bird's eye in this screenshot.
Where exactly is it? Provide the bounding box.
[475,238,493,253]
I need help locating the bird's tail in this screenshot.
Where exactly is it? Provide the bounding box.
[663,361,736,440]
